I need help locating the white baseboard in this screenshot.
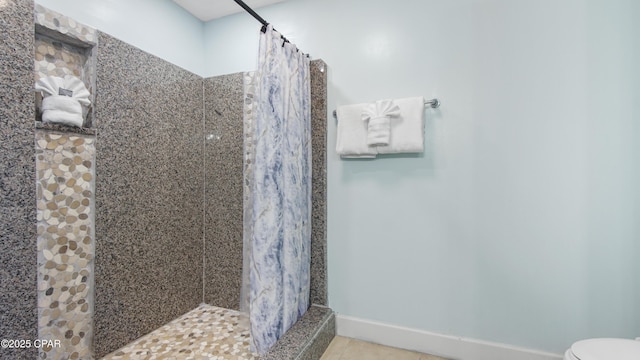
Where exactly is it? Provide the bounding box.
[335,314,563,360]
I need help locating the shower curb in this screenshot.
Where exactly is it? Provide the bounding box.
[261,305,335,360]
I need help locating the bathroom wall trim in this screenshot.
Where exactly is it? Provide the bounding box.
[335,315,563,360]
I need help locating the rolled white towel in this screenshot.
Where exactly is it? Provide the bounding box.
[35,76,91,106]
[41,96,84,128]
[376,96,425,154]
[42,95,82,113]
[35,75,91,128]
[362,99,400,146]
[336,103,377,158]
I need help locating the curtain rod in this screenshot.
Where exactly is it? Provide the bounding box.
[232,0,268,27]
[231,0,297,48]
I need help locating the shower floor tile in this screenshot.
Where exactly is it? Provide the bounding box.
[102,304,257,360]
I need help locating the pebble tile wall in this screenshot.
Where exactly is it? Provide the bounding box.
[34,38,86,80]
[0,0,38,358]
[34,4,98,45]
[102,305,257,360]
[36,132,96,360]
[32,6,98,359]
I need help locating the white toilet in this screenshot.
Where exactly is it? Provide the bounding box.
[564,338,640,360]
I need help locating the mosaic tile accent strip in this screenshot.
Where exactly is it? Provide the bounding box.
[35,4,97,45]
[36,131,96,360]
[0,0,38,358]
[102,305,257,360]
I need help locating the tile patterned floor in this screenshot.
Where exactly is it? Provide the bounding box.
[320,336,449,360]
[101,304,257,360]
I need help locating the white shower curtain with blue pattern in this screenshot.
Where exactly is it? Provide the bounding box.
[242,24,311,355]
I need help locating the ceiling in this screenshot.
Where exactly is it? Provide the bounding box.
[173,0,286,22]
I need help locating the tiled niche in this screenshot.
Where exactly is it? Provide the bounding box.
[34,4,97,131]
[34,5,98,360]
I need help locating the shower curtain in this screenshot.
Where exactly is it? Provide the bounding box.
[242,24,312,355]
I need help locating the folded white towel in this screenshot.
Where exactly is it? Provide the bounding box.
[35,75,91,106]
[376,96,425,154]
[41,96,84,127]
[336,103,377,158]
[362,99,401,146]
[41,95,82,113]
[35,75,91,128]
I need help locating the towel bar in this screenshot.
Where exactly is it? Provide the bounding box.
[332,98,440,118]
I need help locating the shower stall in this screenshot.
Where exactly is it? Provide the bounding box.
[0,1,333,359]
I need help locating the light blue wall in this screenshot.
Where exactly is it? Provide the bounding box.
[204,0,640,354]
[36,0,205,75]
